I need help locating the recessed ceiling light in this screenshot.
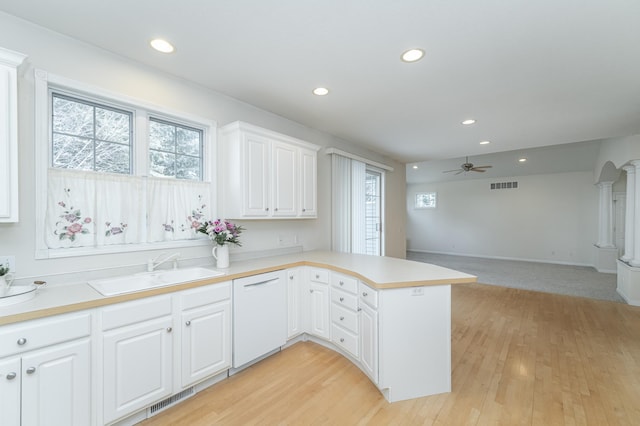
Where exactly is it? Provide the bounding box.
[519,158,527,162]
[412,165,419,169]
[150,39,175,53]
[401,48,425,63]
[312,87,329,96]
[479,140,491,145]
[462,119,476,125]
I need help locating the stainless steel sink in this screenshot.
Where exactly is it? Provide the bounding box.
[88,267,226,296]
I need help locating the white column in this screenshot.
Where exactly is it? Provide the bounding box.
[621,165,635,262]
[630,160,640,267]
[597,181,615,248]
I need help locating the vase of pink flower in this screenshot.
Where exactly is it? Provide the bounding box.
[197,219,244,268]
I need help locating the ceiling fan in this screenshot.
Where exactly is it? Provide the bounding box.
[443,156,493,175]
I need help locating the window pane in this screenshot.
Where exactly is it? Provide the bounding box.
[96,108,131,144]
[149,120,175,152]
[52,134,94,170]
[176,127,200,156]
[176,155,200,180]
[52,97,93,138]
[95,141,130,174]
[149,151,176,177]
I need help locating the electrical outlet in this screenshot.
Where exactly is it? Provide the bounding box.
[0,255,16,273]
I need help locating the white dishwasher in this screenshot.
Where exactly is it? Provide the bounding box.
[233,270,287,368]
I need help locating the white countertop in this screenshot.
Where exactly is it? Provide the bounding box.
[0,251,476,326]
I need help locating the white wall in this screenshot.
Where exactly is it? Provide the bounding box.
[0,12,406,284]
[406,171,598,266]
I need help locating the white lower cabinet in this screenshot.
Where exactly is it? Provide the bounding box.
[0,312,92,426]
[307,269,330,340]
[286,268,303,339]
[102,308,174,424]
[359,301,378,383]
[179,283,231,388]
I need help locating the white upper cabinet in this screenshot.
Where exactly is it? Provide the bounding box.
[0,47,26,223]
[220,121,320,219]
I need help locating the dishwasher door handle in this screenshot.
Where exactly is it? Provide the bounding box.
[243,278,279,288]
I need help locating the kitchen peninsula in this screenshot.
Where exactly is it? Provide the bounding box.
[0,251,476,426]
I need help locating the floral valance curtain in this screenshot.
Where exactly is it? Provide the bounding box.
[45,168,210,249]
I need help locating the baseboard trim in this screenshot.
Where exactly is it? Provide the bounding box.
[407,249,594,269]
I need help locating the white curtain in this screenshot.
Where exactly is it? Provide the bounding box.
[46,168,211,249]
[331,154,367,254]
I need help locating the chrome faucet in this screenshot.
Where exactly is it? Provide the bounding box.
[147,252,180,272]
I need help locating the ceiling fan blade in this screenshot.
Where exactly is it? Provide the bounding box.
[442,169,461,173]
[473,165,492,169]
[470,168,486,172]
[454,170,464,175]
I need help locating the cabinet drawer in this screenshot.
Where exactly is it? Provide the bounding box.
[331,304,359,334]
[0,312,91,358]
[330,272,358,294]
[179,281,231,310]
[331,288,358,311]
[102,295,172,331]
[359,282,378,309]
[331,324,359,358]
[308,268,329,284]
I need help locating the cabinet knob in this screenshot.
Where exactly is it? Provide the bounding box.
[340,338,345,343]
[274,208,278,212]
[185,321,191,326]
[309,289,314,293]
[302,208,306,212]
[265,207,269,211]
[26,367,36,375]
[362,292,368,297]
[339,281,344,286]
[17,338,27,346]
[339,297,344,302]
[6,372,16,380]
[358,308,362,312]
[289,275,294,280]
[340,316,344,321]
[315,274,320,279]
[166,327,173,333]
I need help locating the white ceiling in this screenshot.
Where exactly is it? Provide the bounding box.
[1,0,639,164]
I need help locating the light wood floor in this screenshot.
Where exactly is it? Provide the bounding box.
[141,283,640,425]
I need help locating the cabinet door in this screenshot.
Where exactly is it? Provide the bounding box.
[181,301,231,388]
[21,339,91,426]
[0,357,21,426]
[272,141,297,217]
[287,268,303,339]
[308,282,330,340]
[243,133,270,217]
[360,303,379,383]
[103,316,173,424]
[300,148,317,217]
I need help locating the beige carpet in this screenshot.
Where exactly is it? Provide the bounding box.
[407,251,625,303]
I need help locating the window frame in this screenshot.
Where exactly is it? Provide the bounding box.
[415,192,437,209]
[34,69,217,259]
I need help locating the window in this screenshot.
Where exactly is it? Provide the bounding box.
[415,192,436,209]
[35,70,216,258]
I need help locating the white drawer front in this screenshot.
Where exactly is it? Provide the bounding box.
[308,268,329,284]
[331,288,358,311]
[179,281,231,310]
[0,312,91,358]
[331,303,359,334]
[330,272,358,295]
[331,324,359,358]
[359,282,378,309]
[102,295,172,331]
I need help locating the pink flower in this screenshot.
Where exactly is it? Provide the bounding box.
[191,220,200,229]
[84,217,92,224]
[68,223,83,234]
[65,213,78,222]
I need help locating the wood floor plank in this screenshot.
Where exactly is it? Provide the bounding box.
[140,283,640,425]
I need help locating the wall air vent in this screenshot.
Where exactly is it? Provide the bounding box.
[490,182,518,190]
[147,387,195,417]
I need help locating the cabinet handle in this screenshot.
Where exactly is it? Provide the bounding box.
[185,321,191,326]
[340,316,344,321]
[17,338,27,346]
[309,289,314,293]
[265,207,269,211]
[339,281,344,286]
[6,372,16,380]
[362,292,368,297]
[166,327,173,333]
[340,338,345,343]
[26,367,36,375]
[289,275,294,280]
[339,297,344,302]
[274,208,278,212]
